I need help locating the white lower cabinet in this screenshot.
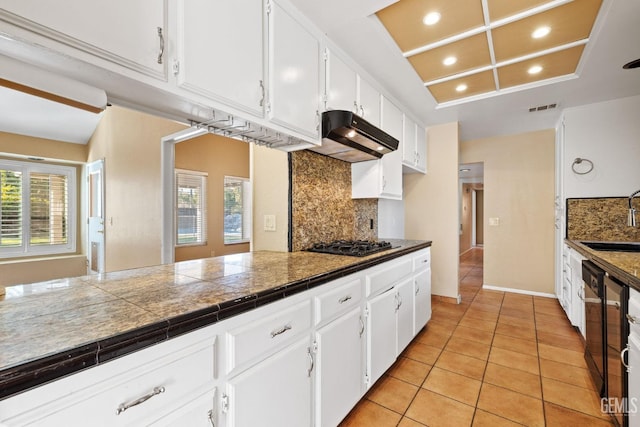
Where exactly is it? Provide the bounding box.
[397,277,415,353]
[628,334,640,427]
[315,307,364,427]
[149,387,217,427]
[367,286,398,386]
[414,266,432,334]
[224,337,312,427]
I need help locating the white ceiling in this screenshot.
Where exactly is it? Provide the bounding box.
[289,0,640,141]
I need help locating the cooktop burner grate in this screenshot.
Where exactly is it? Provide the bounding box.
[307,240,393,257]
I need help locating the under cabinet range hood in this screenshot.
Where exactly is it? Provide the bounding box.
[308,110,399,163]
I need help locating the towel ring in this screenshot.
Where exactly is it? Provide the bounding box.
[572,158,594,175]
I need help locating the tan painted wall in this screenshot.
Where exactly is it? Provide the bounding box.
[87,106,185,272]
[251,145,289,252]
[460,129,555,294]
[174,134,250,261]
[0,131,87,163]
[405,122,460,299]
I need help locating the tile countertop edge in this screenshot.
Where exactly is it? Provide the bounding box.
[565,239,640,291]
[0,240,431,400]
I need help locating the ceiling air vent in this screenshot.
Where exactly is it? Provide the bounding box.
[528,103,558,112]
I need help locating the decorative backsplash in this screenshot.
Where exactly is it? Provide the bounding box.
[567,197,640,242]
[290,150,377,251]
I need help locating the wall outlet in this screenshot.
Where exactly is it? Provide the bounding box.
[264,214,276,232]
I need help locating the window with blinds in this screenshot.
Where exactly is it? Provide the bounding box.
[224,176,251,244]
[175,170,207,246]
[0,159,76,258]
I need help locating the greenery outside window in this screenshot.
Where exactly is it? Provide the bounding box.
[175,169,207,246]
[0,159,76,258]
[224,176,251,244]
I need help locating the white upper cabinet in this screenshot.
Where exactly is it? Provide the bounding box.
[325,50,357,112]
[402,114,427,174]
[0,0,167,79]
[416,124,427,172]
[379,96,403,198]
[268,0,321,138]
[177,0,264,117]
[357,77,381,126]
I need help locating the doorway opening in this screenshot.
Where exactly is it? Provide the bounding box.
[459,162,484,255]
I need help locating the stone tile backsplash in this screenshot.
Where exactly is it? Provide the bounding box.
[566,197,640,242]
[290,151,377,251]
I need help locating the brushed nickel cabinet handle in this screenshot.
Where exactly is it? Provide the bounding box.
[339,295,352,304]
[307,347,314,377]
[157,27,165,64]
[359,315,365,337]
[622,346,630,372]
[627,313,638,324]
[270,324,291,338]
[116,386,165,415]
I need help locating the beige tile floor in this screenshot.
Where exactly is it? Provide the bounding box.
[340,248,614,427]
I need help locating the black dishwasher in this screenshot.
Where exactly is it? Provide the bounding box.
[583,260,606,397]
[604,273,629,427]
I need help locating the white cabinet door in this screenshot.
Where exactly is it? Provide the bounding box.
[358,77,381,126]
[569,249,586,334]
[315,308,364,427]
[325,50,357,112]
[226,337,312,427]
[177,0,264,116]
[149,388,216,427]
[628,334,640,427]
[0,0,167,78]
[402,115,417,168]
[415,125,427,173]
[379,97,403,199]
[268,0,321,138]
[396,278,414,354]
[367,287,397,386]
[414,268,432,334]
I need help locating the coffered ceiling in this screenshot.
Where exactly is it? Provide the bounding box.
[376,0,602,104]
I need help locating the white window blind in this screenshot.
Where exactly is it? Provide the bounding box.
[0,159,76,258]
[175,170,207,246]
[224,176,251,244]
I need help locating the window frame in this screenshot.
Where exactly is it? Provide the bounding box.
[0,158,77,258]
[223,175,251,245]
[175,169,208,247]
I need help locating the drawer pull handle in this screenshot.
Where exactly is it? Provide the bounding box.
[627,314,638,324]
[157,27,165,64]
[339,295,352,304]
[270,324,292,338]
[622,346,630,372]
[116,386,165,415]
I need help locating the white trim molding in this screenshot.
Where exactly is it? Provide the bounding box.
[482,284,557,299]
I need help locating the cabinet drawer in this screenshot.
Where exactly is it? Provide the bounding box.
[314,278,362,325]
[366,258,412,296]
[227,300,311,373]
[15,344,215,427]
[413,250,430,271]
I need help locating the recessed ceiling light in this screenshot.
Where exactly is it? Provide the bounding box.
[532,26,551,39]
[423,12,441,26]
[443,56,457,66]
[346,130,356,138]
[376,146,385,151]
[528,65,543,74]
[456,84,468,92]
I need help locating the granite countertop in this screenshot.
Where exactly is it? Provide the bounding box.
[0,239,430,400]
[566,239,640,290]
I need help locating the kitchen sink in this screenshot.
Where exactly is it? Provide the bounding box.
[580,241,640,252]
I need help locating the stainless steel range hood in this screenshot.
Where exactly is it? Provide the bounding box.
[308,110,399,163]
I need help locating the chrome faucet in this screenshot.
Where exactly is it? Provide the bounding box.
[629,189,640,227]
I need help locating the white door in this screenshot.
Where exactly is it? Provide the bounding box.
[325,50,357,112]
[396,278,414,353]
[226,337,312,427]
[87,159,105,273]
[380,97,403,199]
[177,0,264,116]
[315,308,364,427]
[367,287,397,386]
[268,0,321,138]
[402,116,416,167]
[414,269,432,334]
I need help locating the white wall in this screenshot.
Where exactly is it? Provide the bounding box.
[563,94,640,198]
[378,199,404,239]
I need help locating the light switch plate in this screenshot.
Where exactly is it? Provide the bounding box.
[489,217,500,226]
[264,214,276,232]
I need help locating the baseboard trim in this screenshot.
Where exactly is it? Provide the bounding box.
[431,294,462,305]
[482,284,556,299]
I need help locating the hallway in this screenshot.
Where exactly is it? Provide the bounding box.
[340,247,612,426]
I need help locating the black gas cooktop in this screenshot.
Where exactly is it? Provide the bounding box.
[307,240,393,257]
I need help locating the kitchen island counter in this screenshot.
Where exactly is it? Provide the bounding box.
[0,239,430,399]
